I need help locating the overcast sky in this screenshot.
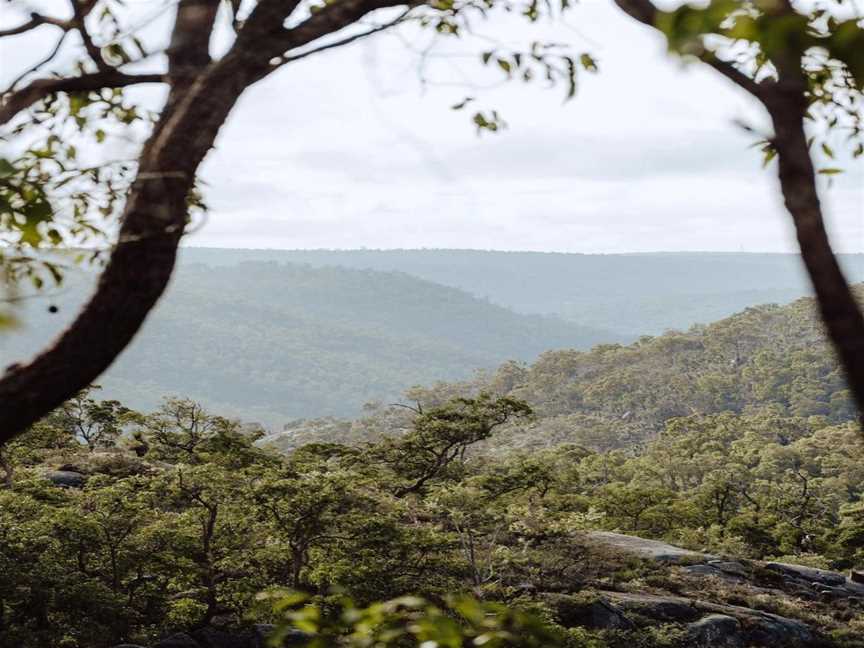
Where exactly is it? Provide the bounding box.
[2,0,863,253]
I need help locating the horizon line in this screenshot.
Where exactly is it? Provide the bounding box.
[179,245,864,256]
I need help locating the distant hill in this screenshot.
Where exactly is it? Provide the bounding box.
[0,261,615,426]
[181,248,864,336]
[268,288,860,453]
[7,249,862,429]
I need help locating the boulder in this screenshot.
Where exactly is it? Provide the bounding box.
[743,612,816,647]
[693,600,818,647]
[544,593,634,630]
[683,561,747,582]
[683,564,723,577]
[599,590,819,647]
[764,562,846,587]
[844,579,864,596]
[46,470,87,488]
[602,591,701,622]
[585,531,716,563]
[687,614,743,647]
[707,560,749,578]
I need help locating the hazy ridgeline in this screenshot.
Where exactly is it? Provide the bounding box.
[181,249,864,335]
[2,249,862,427]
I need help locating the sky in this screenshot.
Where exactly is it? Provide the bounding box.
[1,0,863,253]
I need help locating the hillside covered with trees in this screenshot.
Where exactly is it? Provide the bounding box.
[0,261,615,424]
[183,249,864,336]
[6,251,859,429]
[271,289,859,453]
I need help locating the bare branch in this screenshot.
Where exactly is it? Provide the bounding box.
[389,402,423,414]
[701,53,771,100]
[72,0,110,71]
[3,31,70,94]
[0,12,71,38]
[233,0,417,84]
[275,8,413,67]
[612,0,656,25]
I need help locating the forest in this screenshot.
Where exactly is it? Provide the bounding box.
[3,291,864,648]
[1,259,616,423]
[274,289,859,452]
[6,251,863,425]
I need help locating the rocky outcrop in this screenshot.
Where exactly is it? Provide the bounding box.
[46,470,87,488]
[762,561,864,599]
[118,532,860,648]
[579,531,864,645]
[686,614,742,647]
[584,531,716,563]
[602,591,701,622]
[587,530,864,603]
[543,592,634,630]
[576,590,820,647]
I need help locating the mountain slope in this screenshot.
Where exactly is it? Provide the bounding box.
[181,248,864,335]
[0,261,615,425]
[272,288,859,452]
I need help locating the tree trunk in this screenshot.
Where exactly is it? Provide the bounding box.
[0,59,251,444]
[765,81,864,427]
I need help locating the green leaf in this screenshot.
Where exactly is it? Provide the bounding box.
[0,158,15,178]
[580,53,598,72]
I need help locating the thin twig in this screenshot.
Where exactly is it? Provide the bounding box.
[3,31,71,95]
[274,8,414,68]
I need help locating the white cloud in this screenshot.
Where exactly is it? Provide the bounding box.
[2,0,862,253]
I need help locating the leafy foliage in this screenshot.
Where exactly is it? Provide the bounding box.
[276,288,862,454]
[3,291,864,646]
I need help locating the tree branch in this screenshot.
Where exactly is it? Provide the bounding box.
[274,8,413,68]
[0,12,71,38]
[3,31,71,95]
[234,0,417,84]
[0,7,243,442]
[701,53,769,101]
[614,0,768,100]
[167,0,221,77]
[0,0,420,443]
[72,0,109,71]
[0,71,166,126]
